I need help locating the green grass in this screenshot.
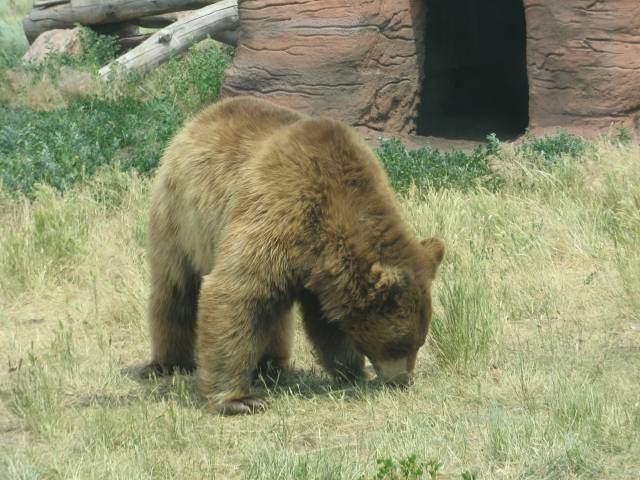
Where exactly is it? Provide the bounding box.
[1,139,639,478]
[0,0,32,67]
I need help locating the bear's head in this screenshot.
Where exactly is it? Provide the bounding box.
[345,237,444,385]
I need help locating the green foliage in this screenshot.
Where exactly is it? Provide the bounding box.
[156,40,234,113]
[362,455,443,480]
[0,22,27,70]
[615,127,632,146]
[77,27,121,69]
[0,0,31,70]
[1,39,233,195]
[376,137,502,195]
[0,96,181,194]
[517,129,587,165]
[362,456,448,480]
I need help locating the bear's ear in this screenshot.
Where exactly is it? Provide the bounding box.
[370,262,403,293]
[420,237,445,273]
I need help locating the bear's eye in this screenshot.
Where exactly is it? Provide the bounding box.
[378,296,398,314]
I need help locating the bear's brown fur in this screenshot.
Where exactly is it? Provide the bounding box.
[145,96,444,415]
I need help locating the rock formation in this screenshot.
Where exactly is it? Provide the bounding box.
[525,0,640,133]
[222,0,640,137]
[22,27,83,64]
[222,0,424,134]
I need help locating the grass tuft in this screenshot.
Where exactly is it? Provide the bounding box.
[429,261,498,371]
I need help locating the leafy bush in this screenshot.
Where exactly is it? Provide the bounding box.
[155,40,234,113]
[0,0,31,70]
[376,137,502,194]
[361,455,443,480]
[517,129,587,166]
[0,96,182,194]
[0,39,233,195]
[77,28,121,69]
[615,127,632,146]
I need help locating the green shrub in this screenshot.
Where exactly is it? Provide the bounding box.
[77,27,121,69]
[615,127,632,146]
[0,0,31,70]
[1,39,233,195]
[376,137,501,194]
[0,96,182,194]
[361,455,443,480]
[155,40,233,113]
[517,129,587,165]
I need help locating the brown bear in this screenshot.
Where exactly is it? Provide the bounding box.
[144,96,444,415]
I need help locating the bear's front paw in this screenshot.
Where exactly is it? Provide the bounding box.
[209,395,269,416]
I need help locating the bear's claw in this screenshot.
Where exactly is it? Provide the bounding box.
[212,396,269,416]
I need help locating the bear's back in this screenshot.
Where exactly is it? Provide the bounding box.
[192,96,305,153]
[151,96,412,279]
[162,97,305,181]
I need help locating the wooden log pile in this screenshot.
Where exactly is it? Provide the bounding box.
[23,0,238,78]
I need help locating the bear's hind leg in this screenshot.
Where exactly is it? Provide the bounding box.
[255,309,294,385]
[144,254,201,377]
[299,290,368,383]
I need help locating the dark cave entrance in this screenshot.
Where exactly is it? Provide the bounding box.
[416,0,529,140]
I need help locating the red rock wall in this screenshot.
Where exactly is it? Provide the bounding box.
[222,0,640,136]
[221,0,424,134]
[525,0,640,133]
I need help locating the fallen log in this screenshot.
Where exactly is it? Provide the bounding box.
[132,12,186,29]
[132,12,237,46]
[23,0,218,42]
[99,0,238,80]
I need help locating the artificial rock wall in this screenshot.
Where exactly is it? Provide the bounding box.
[525,0,640,133]
[222,0,424,134]
[222,0,640,136]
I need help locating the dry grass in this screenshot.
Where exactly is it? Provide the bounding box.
[1,141,639,479]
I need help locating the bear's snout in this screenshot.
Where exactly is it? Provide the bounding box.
[373,358,414,387]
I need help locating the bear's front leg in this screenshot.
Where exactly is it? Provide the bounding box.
[196,273,273,415]
[299,289,369,383]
